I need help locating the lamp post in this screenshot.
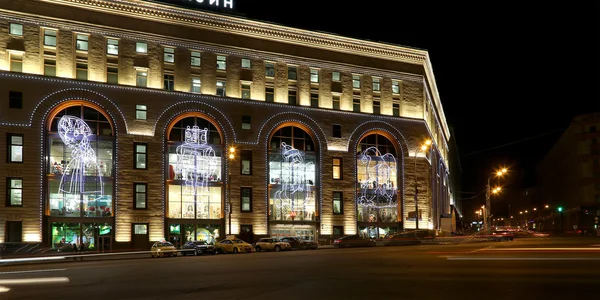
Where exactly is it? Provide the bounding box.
[227,146,235,235]
[413,139,432,232]
[485,168,507,235]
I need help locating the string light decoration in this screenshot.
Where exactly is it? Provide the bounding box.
[57,115,104,213]
[272,142,315,219]
[175,126,218,196]
[356,146,397,209]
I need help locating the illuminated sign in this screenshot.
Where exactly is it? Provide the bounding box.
[148,0,234,10]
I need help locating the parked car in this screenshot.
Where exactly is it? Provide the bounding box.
[255,238,291,252]
[333,235,376,248]
[215,238,253,254]
[150,241,177,258]
[383,232,421,246]
[181,240,216,255]
[279,236,318,250]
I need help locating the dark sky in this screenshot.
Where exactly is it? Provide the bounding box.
[165,1,598,200]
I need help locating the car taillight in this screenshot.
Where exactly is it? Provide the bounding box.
[334,239,341,244]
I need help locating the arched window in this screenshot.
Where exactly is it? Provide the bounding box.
[268,125,317,240]
[166,115,223,244]
[46,104,114,249]
[356,133,399,239]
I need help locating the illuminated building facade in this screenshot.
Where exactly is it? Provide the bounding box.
[0,0,452,249]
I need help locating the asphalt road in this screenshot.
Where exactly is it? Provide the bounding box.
[1,238,599,300]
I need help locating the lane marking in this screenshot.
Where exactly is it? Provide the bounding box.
[485,248,600,251]
[0,268,66,275]
[0,256,66,263]
[0,277,70,285]
[0,286,9,293]
[447,257,600,261]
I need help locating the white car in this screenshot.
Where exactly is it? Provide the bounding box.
[255,238,291,252]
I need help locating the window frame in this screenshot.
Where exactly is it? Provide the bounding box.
[265,62,275,78]
[392,80,400,94]
[135,104,147,120]
[7,133,23,163]
[191,51,201,67]
[191,77,201,93]
[43,28,57,47]
[241,58,251,69]
[75,33,89,52]
[107,38,119,55]
[7,177,23,207]
[241,150,252,175]
[288,66,297,80]
[241,187,252,212]
[134,143,148,170]
[163,47,175,63]
[241,115,251,130]
[163,73,175,91]
[216,80,226,97]
[107,66,118,84]
[135,42,148,54]
[241,82,251,99]
[333,225,344,236]
[372,77,381,92]
[9,23,23,36]
[216,55,227,70]
[332,157,342,180]
[352,75,361,89]
[136,70,148,87]
[332,71,341,82]
[310,68,319,83]
[333,191,343,215]
[134,183,148,210]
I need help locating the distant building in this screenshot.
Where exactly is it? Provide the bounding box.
[537,113,600,233]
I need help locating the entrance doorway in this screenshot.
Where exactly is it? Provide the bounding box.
[5,221,22,242]
[131,223,149,250]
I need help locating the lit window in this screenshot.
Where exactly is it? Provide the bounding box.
[134,143,147,170]
[191,51,201,67]
[107,39,119,55]
[191,77,201,93]
[332,71,341,81]
[9,23,23,36]
[7,178,23,206]
[241,187,252,212]
[9,52,23,73]
[107,66,118,84]
[136,42,147,54]
[392,80,400,94]
[44,29,57,47]
[76,34,88,51]
[241,150,252,175]
[7,134,23,163]
[216,81,226,96]
[241,58,251,69]
[216,55,226,70]
[44,59,56,76]
[352,75,361,89]
[333,191,343,214]
[333,158,342,179]
[134,183,147,209]
[288,66,297,80]
[265,62,275,77]
[164,47,175,63]
[136,70,147,87]
[241,83,251,99]
[134,224,147,235]
[373,78,380,92]
[310,68,319,83]
[136,105,147,120]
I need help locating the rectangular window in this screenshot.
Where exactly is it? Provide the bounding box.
[265,62,275,77]
[76,63,88,80]
[136,104,147,120]
[133,224,148,235]
[164,74,174,91]
[7,134,23,163]
[373,78,380,92]
[241,83,251,99]
[310,92,319,107]
[332,71,341,81]
[352,75,361,89]
[242,115,251,130]
[241,150,252,175]
[191,77,201,93]
[288,66,297,80]
[241,187,252,212]
[333,158,342,179]
[134,143,147,169]
[107,38,119,55]
[373,100,381,115]
[393,103,400,117]
[333,191,343,214]
[44,59,56,76]
[392,80,400,94]
[136,42,147,54]
[164,47,175,63]
[288,90,297,105]
[9,91,23,109]
[241,58,251,69]
[332,95,340,110]
[136,70,147,87]
[10,52,23,73]
[44,29,57,47]
[310,68,319,83]
[7,178,23,206]
[76,34,88,51]
[265,87,274,102]
[333,226,344,236]
[353,98,361,112]
[9,23,23,36]
[216,55,226,70]
[107,66,118,84]
[333,124,342,138]
[191,51,201,67]
[216,81,226,96]
[134,183,147,209]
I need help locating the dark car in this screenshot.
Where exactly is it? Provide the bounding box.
[181,240,216,255]
[491,231,514,241]
[279,236,316,250]
[333,235,376,248]
[383,232,421,246]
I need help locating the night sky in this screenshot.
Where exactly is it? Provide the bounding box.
[171,1,597,211]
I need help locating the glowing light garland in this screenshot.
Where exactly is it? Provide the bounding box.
[356,146,397,208]
[175,126,218,196]
[272,142,315,215]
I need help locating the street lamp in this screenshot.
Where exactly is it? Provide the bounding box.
[227,146,235,235]
[413,139,432,232]
[485,168,507,234]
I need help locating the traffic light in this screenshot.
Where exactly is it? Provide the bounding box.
[557,206,563,212]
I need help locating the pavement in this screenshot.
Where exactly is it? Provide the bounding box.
[0,237,598,300]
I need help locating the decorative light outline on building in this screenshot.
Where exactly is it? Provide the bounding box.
[272,142,315,215]
[175,125,218,197]
[356,146,397,208]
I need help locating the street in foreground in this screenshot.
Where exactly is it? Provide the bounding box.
[1,238,599,300]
